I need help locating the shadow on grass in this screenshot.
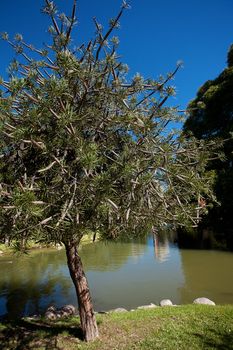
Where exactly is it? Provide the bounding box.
[193,328,233,350]
[0,318,83,350]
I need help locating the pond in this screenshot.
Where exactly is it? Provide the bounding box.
[0,235,233,319]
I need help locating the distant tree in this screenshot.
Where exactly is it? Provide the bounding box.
[183,44,233,249]
[0,0,218,341]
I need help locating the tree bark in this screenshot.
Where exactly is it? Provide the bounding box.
[64,240,99,342]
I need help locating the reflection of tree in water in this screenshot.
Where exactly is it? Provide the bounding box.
[0,249,71,319]
[152,231,177,262]
[153,234,170,262]
[80,239,147,271]
[0,238,148,319]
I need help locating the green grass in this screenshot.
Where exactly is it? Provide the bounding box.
[0,305,233,349]
[0,242,51,255]
[0,243,10,253]
[0,233,99,256]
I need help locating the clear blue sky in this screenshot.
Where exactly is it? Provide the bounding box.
[0,0,233,110]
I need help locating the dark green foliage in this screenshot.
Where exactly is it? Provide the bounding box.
[0,1,217,248]
[183,44,233,250]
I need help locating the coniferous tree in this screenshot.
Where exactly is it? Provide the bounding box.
[0,0,219,340]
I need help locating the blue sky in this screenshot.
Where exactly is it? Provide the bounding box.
[0,0,232,111]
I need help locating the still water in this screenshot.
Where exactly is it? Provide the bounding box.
[0,236,233,319]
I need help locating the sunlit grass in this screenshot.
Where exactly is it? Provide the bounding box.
[0,305,233,349]
[0,233,99,256]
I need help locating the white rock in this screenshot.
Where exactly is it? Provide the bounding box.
[60,304,76,315]
[112,308,128,312]
[45,304,77,320]
[159,299,173,306]
[46,305,57,313]
[137,303,157,309]
[45,311,57,320]
[193,297,215,305]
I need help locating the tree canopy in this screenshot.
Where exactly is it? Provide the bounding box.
[184,45,233,141]
[0,0,219,341]
[183,44,233,250]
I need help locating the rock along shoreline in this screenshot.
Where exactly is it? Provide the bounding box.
[33,297,216,321]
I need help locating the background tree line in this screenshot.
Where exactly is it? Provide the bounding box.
[182,44,233,251]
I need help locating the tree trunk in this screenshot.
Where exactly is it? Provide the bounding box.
[64,240,99,342]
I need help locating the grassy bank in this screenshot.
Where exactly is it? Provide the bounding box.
[0,305,233,349]
[0,233,99,256]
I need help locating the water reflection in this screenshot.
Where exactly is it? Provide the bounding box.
[153,234,170,262]
[179,249,233,304]
[0,236,233,319]
[85,238,184,311]
[0,249,72,320]
[80,239,148,271]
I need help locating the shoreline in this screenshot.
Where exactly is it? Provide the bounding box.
[1,304,233,349]
[0,233,99,257]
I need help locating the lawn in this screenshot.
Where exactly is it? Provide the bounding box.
[0,305,233,349]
